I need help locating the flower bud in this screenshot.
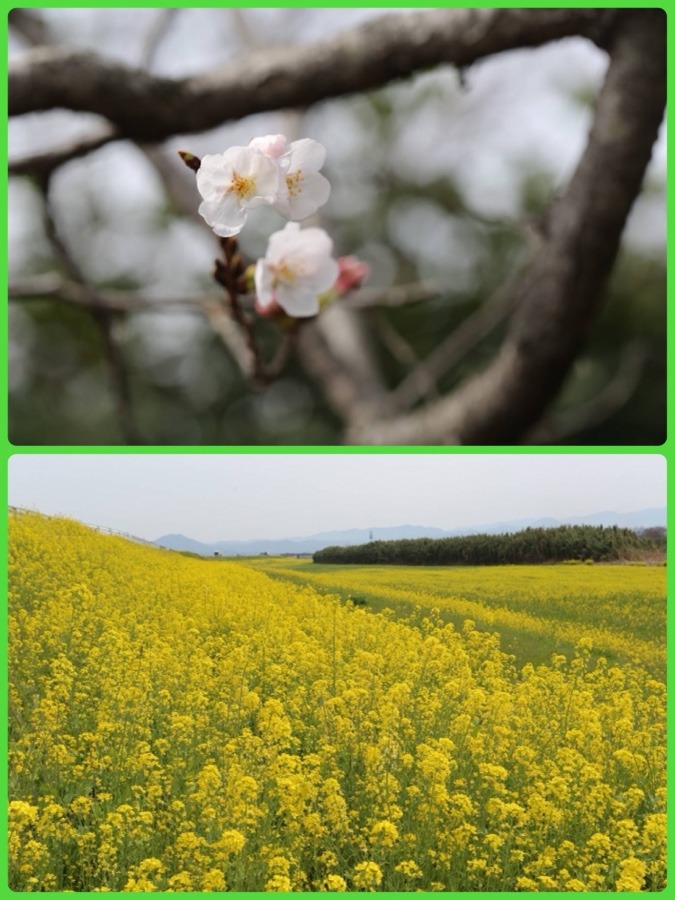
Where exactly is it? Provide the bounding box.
[334,256,370,295]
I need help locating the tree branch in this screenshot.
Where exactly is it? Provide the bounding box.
[9,9,616,142]
[141,9,180,69]
[343,281,439,311]
[9,274,206,313]
[348,9,665,445]
[389,272,522,412]
[8,9,49,46]
[9,125,120,179]
[298,323,389,426]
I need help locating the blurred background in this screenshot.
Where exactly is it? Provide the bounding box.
[8,8,666,446]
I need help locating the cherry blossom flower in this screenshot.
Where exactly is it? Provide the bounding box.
[249,135,331,221]
[254,223,338,318]
[196,147,280,237]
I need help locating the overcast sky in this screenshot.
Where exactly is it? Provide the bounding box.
[8,454,665,542]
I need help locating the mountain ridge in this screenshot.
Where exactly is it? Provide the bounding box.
[154,507,666,557]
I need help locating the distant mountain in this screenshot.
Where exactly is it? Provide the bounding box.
[453,508,667,535]
[154,508,666,556]
[154,525,450,557]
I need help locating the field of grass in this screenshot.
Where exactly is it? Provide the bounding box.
[243,557,666,675]
[9,513,666,892]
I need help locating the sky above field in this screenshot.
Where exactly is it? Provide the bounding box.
[8,454,665,542]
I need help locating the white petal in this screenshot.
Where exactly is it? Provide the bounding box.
[222,145,257,172]
[198,195,247,237]
[254,259,275,309]
[245,195,274,211]
[265,223,302,265]
[302,259,339,296]
[303,256,340,295]
[284,226,334,273]
[277,283,320,318]
[284,172,332,221]
[196,154,233,199]
[245,150,279,180]
[272,190,292,218]
[246,152,283,204]
[286,138,327,173]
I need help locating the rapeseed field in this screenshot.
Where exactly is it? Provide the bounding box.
[248,558,665,675]
[9,513,665,892]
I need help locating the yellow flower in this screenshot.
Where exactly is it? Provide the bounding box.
[353,861,383,890]
[395,859,423,879]
[201,868,226,891]
[369,819,399,848]
[166,871,193,891]
[322,873,347,891]
[266,874,292,891]
[615,857,646,892]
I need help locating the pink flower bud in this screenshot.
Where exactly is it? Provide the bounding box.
[248,134,288,159]
[254,293,284,318]
[334,256,370,295]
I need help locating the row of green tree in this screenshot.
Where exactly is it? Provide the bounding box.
[313,525,663,566]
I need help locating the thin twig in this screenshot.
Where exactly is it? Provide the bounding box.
[389,272,521,412]
[9,125,120,179]
[9,274,206,312]
[9,274,437,317]
[141,9,180,69]
[343,281,439,311]
[200,299,256,380]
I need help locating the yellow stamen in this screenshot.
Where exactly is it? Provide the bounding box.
[228,173,255,200]
[270,262,299,284]
[286,170,303,198]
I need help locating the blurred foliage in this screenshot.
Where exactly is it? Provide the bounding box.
[8,39,665,446]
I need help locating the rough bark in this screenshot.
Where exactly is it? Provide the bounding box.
[348,9,665,445]
[10,9,615,141]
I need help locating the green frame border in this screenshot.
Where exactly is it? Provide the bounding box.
[3,3,671,898]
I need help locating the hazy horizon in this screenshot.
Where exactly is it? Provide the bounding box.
[8,454,665,542]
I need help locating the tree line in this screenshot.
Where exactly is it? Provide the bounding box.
[313,525,663,566]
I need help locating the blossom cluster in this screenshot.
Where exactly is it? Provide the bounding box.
[8,511,665,892]
[197,135,330,237]
[193,134,367,317]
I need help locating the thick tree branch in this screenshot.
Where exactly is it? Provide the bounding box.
[8,9,49,46]
[348,9,665,445]
[9,9,616,142]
